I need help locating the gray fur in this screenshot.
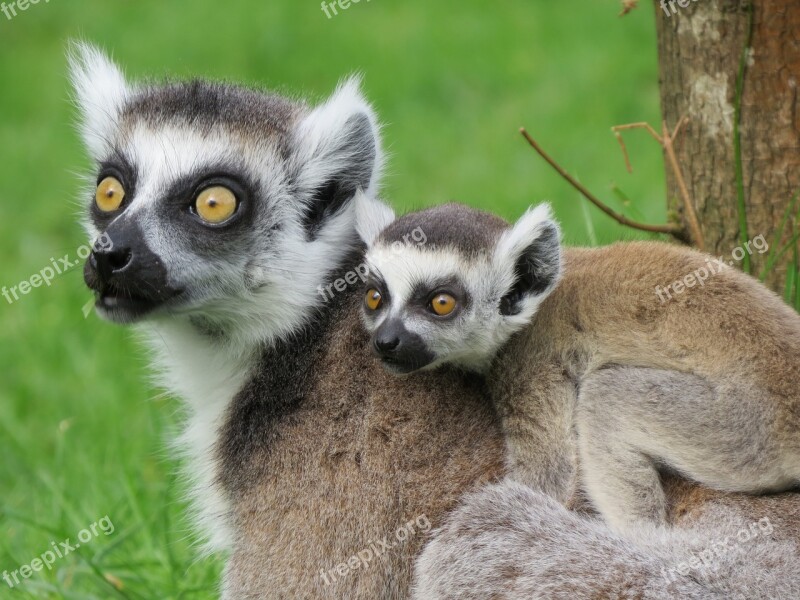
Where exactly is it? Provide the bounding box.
[121,80,299,138]
[577,367,795,531]
[378,203,508,256]
[413,480,800,600]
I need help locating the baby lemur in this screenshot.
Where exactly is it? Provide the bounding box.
[357,199,800,531]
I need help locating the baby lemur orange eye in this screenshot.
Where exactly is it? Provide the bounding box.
[431,293,456,316]
[365,288,383,311]
[195,186,238,224]
[96,176,125,212]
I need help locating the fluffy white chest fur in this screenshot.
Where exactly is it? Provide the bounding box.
[142,320,256,553]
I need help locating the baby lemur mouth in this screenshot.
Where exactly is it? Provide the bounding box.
[380,357,417,374]
[379,355,433,375]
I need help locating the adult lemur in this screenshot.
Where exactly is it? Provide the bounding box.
[359,201,800,532]
[72,44,800,598]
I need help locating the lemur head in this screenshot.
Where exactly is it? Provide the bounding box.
[356,201,562,374]
[70,43,385,347]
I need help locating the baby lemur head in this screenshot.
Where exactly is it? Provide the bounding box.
[356,200,562,374]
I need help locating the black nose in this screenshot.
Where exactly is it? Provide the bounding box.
[92,246,133,282]
[374,334,400,353]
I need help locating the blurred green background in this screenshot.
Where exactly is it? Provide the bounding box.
[0,1,666,597]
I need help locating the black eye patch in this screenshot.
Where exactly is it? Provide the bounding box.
[155,165,256,236]
[409,277,470,312]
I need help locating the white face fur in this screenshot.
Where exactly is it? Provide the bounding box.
[70,42,386,350]
[356,201,563,374]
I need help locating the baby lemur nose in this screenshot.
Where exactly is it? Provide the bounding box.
[373,320,408,355]
[374,335,401,353]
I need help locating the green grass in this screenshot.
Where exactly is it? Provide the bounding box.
[0,1,666,596]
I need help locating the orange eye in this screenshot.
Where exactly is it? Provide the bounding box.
[431,293,456,316]
[96,176,125,212]
[195,186,238,224]
[365,288,383,311]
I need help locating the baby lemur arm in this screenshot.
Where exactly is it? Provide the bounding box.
[577,366,797,531]
[490,356,577,504]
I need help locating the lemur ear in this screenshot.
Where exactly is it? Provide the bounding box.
[291,77,383,237]
[354,191,395,245]
[493,204,562,319]
[68,41,131,160]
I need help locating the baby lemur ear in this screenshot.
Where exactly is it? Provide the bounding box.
[291,77,384,237]
[354,191,395,245]
[68,41,132,160]
[494,204,562,318]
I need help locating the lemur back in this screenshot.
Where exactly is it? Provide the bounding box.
[220,254,506,598]
[359,201,800,531]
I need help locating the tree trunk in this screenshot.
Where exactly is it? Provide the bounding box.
[655,0,800,293]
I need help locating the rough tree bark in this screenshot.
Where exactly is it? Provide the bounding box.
[655,0,800,291]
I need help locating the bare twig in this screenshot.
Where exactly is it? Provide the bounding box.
[613,121,661,143]
[670,116,689,153]
[519,128,682,236]
[613,131,633,173]
[661,120,704,250]
[610,118,705,250]
[611,122,661,174]
[671,116,688,141]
